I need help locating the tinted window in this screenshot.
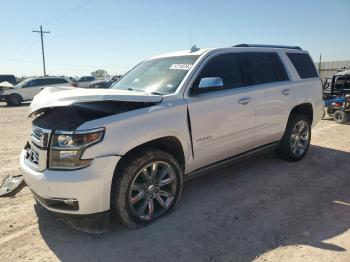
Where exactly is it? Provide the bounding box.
[36,79,50,86]
[192,53,243,93]
[345,77,350,89]
[335,76,345,89]
[47,78,68,85]
[25,80,39,87]
[241,52,288,85]
[79,76,95,82]
[286,53,318,79]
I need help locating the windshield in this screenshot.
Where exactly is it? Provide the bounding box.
[15,79,31,88]
[111,55,199,95]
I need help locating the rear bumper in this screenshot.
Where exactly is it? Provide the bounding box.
[20,150,120,215]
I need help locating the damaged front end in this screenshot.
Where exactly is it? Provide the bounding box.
[20,88,163,232]
[24,99,160,172]
[31,100,159,130]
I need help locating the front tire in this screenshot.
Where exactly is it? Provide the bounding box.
[111,149,183,229]
[278,114,311,161]
[6,94,23,106]
[334,110,348,124]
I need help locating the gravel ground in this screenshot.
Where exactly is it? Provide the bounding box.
[0,102,349,262]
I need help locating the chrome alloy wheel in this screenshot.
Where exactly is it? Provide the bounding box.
[128,161,177,221]
[290,120,309,157]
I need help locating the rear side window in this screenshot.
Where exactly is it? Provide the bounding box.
[36,79,50,85]
[80,76,95,82]
[241,52,289,86]
[286,53,318,79]
[49,78,68,85]
[193,53,244,92]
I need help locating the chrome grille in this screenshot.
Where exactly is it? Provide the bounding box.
[33,127,42,140]
[31,150,40,165]
[31,125,51,148]
[24,125,52,171]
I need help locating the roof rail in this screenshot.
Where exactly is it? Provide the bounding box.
[234,44,302,50]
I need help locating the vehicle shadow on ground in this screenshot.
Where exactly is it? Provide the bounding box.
[35,145,350,262]
[0,102,30,108]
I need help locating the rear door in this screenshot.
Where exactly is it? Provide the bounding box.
[186,53,256,169]
[241,52,293,147]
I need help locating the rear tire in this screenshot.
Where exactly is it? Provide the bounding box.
[278,114,311,161]
[111,148,183,229]
[6,94,22,106]
[334,110,348,124]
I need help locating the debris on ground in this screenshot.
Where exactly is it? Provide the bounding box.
[0,175,25,197]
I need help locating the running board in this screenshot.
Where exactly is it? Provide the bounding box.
[185,142,280,181]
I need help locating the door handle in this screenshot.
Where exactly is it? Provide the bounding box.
[281,89,290,96]
[238,98,252,105]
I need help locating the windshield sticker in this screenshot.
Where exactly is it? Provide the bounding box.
[169,64,193,70]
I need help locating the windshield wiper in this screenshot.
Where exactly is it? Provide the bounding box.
[127,87,145,93]
[150,91,165,96]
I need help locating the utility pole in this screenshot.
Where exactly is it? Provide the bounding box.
[33,25,50,76]
[318,54,322,75]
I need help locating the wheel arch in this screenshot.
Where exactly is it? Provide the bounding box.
[289,103,313,124]
[114,136,186,175]
[5,93,23,105]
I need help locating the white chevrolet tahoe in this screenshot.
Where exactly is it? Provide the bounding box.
[20,44,323,232]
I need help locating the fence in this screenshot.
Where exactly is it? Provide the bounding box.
[315,60,350,79]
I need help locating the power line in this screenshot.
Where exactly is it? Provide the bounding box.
[47,0,93,25]
[33,25,50,76]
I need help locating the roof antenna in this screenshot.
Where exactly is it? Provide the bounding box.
[190,45,200,53]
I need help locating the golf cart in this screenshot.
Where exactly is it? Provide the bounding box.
[323,70,350,124]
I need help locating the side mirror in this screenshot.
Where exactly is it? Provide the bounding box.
[198,77,224,90]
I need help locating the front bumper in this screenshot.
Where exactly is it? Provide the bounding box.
[20,150,120,215]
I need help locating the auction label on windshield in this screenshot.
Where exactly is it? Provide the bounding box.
[169,64,193,70]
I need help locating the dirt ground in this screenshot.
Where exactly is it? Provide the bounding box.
[0,101,349,262]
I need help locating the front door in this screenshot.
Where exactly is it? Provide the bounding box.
[186,53,256,170]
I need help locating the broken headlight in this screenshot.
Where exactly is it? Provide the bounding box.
[49,127,105,170]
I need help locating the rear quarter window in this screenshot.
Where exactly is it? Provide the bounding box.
[286,53,318,79]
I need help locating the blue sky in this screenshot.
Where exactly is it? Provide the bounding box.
[1,0,349,77]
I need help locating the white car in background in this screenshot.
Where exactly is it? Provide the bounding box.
[3,76,76,106]
[77,76,96,88]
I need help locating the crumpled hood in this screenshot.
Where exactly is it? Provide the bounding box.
[29,86,163,116]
